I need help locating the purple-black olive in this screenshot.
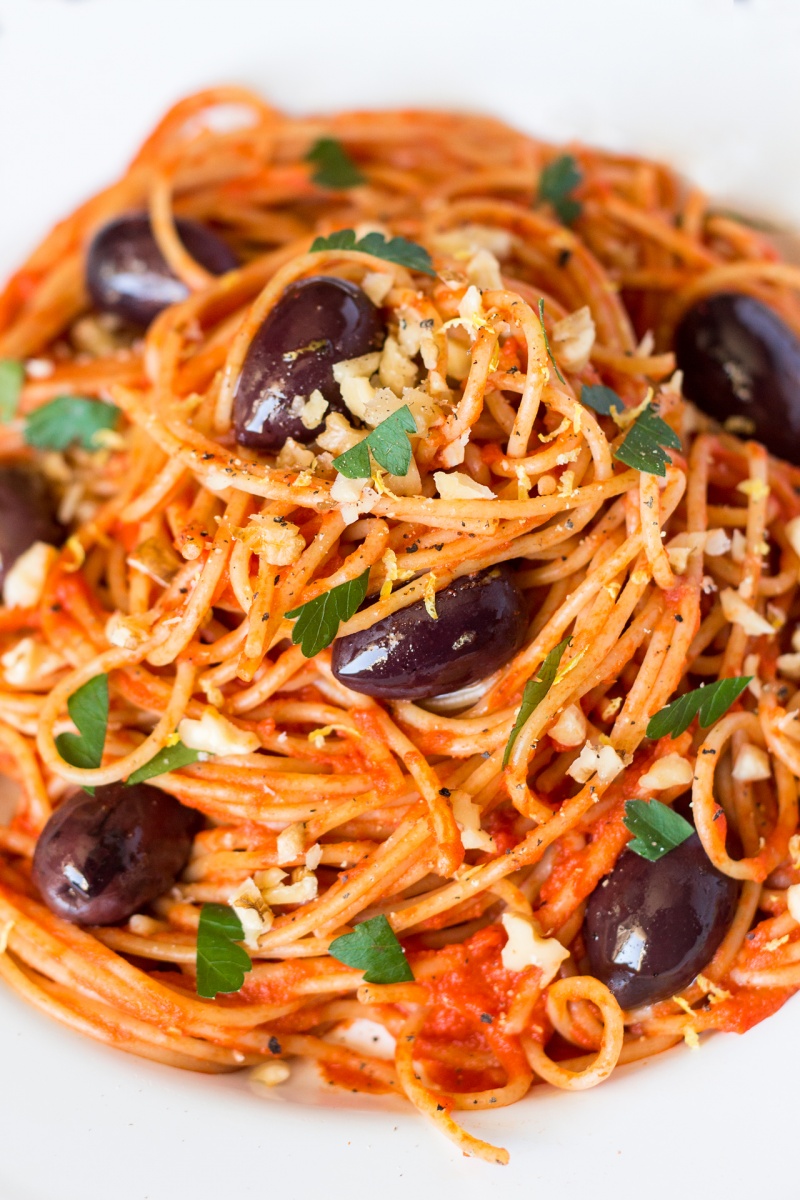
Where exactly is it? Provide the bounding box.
[86,214,238,327]
[585,831,739,1009]
[331,566,527,701]
[32,782,200,925]
[674,292,800,464]
[233,276,385,449]
[0,465,62,595]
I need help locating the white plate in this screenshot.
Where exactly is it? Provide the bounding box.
[0,1,798,1195]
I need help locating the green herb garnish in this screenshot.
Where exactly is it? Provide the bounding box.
[329,914,414,984]
[127,739,202,786]
[333,405,416,479]
[285,567,371,659]
[24,396,118,451]
[623,798,694,861]
[614,401,681,478]
[310,229,434,276]
[538,154,583,225]
[537,298,566,385]
[305,137,365,189]
[580,384,622,417]
[0,359,24,423]
[55,674,109,792]
[503,637,571,768]
[196,903,253,999]
[646,677,753,741]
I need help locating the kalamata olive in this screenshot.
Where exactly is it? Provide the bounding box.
[585,831,739,1009]
[86,214,238,327]
[233,276,385,449]
[32,782,200,925]
[0,465,62,594]
[674,292,800,463]
[331,566,527,701]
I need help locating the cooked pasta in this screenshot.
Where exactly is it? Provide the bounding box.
[1,88,800,1164]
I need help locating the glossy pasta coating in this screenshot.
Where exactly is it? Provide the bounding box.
[0,87,799,1166]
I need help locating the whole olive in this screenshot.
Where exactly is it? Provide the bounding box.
[233,275,385,449]
[0,465,62,595]
[585,831,739,1009]
[86,214,238,327]
[674,292,800,463]
[32,782,200,925]
[331,566,527,701]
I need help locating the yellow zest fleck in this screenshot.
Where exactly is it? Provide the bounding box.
[682,1024,700,1050]
[610,388,652,431]
[600,695,623,721]
[553,647,586,686]
[0,919,14,955]
[165,731,181,748]
[673,995,700,1049]
[371,469,387,495]
[737,478,770,502]
[307,723,360,749]
[697,974,732,1004]
[63,536,86,573]
[765,933,790,952]
[91,427,126,451]
[380,547,399,600]
[423,572,438,620]
[557,470,575,497]
[571,405,582,435]
[538,417,572,444]
[293,471,314,488]
[515,467,531,500]
[789,833,800,870]
[488,340,501,373]
[440,312,490,337]
[604,581,621,600]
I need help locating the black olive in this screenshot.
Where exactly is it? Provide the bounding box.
[674,292,800,464]
[585,831,739,1009]
[32,782,200,925]
[0,465,62,595]
[233,276,385,449]
[331,566,527,701]
[86,214,238,327]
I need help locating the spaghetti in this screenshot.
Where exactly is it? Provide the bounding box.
[1,88,800,1164]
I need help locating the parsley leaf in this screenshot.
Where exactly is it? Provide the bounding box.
[0,359,24,422]
[538,155,583,225]
[614,401,681,477]
[329,914,414,984]
[305,137,365,189]
[55,674,109,793]
[196,903,253,999]
[537,299,566,385]
[646,677,753,741]
[623,798,694,861]
[503,637,571,768]
[310,229,434,276]
[126,739,202,786]
[580,384,622,417]
[333,405,417,479]
[285,567,371,658]
[24,395,118,451]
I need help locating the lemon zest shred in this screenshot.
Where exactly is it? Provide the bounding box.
[423,573,439,620]
[63,535,86,574]
[610,387,653,430]
[737,478,770,502]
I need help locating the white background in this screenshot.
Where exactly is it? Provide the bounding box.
[0,1,799,1197]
